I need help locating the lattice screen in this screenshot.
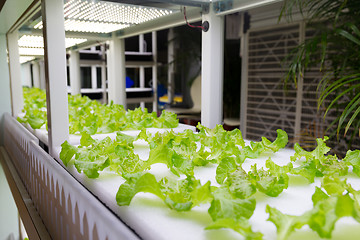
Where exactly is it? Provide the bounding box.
[246,24,299,143]
[245,23,359,155]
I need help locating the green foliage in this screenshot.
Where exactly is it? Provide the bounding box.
[290,137,348,182]
[116,172,212,212]
[280,0,360,142]
[19,88,179,133]
[206,218,263,240]
[58,123,360,239]
[267,177,360,239]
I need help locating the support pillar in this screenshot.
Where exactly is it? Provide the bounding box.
[152,31,158,113]
[91,65,97,89]
[139,34,145,109]
[0,34,12,145]
[69,50,81,95]
[42,0,69,156]
[101,44,107,104]
[167,28,175,104]
[7,31,23,117]
[39,60,46,90]
[21,63,32,87]
[240,14,249,137]
[108,35,126,108]
[201,4,224,128]
[32,61,41,88]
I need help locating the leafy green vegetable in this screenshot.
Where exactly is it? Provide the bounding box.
[215,156,237,184]
[290,137,348,182]
[248,159,292,197]
[226,167,256,199]
[74,148,110,178]
[266,205,310,240]
[20,87,179,134]
[116,172,165,205]
[116,173,212,212]
[261,129,288,152]
[59,140,78,166]
[160,176,212,211]
[343,149,360,177]
[268,178,360,240]
[208,186,256,221]
[206,218,263,240]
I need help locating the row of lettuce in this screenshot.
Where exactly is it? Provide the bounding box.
[18,87,179,134]
[60,123,360,240]
[20,87,360,239]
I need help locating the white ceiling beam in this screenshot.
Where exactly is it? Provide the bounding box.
[215,0,283,16]
[117,6,202,39]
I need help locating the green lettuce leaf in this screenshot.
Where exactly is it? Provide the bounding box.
[266,205,310,240]
[208,186,256,221]
[59,140,78,166]
[227,167,256,199]
[343,149,360,176]
[206,218,263,240]
[116,172,165,206]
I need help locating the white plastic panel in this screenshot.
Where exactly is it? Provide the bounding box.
[3,113,139,240]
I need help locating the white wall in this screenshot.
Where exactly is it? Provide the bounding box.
[0,163,19,240]
[0,33,18,240]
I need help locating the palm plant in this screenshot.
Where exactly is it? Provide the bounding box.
[280,0,360,145]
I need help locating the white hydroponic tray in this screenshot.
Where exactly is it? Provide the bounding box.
[21,122,196,146]
[52,139,360,240]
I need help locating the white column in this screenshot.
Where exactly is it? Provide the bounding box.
[106,41,113,102]
[42,0,69,156]
[91,65,97,89]
[139,34,145,109]
[167,28,175,104]
[152,31,158,113]
[108,35,126,108]
[240,19,249,137]
[69,50,81,95]
[101,44,107,104]
[21,62,32,87]
[7,31,23,117]
[139,34,145,53]
[139,66,145,109]
[201,4,224,128]
[32,61,41,88]
[39,60,46,90]
[0,34,12,145]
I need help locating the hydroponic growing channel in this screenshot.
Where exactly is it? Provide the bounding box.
[17,88,360,240]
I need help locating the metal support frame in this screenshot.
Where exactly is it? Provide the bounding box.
[7,31,24,117]
[108,35,126,107]
[32,61,41,88]
[69,50,81,95]
[41,0,69,156]
[201,3,224,128]
[152,31,158,113]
